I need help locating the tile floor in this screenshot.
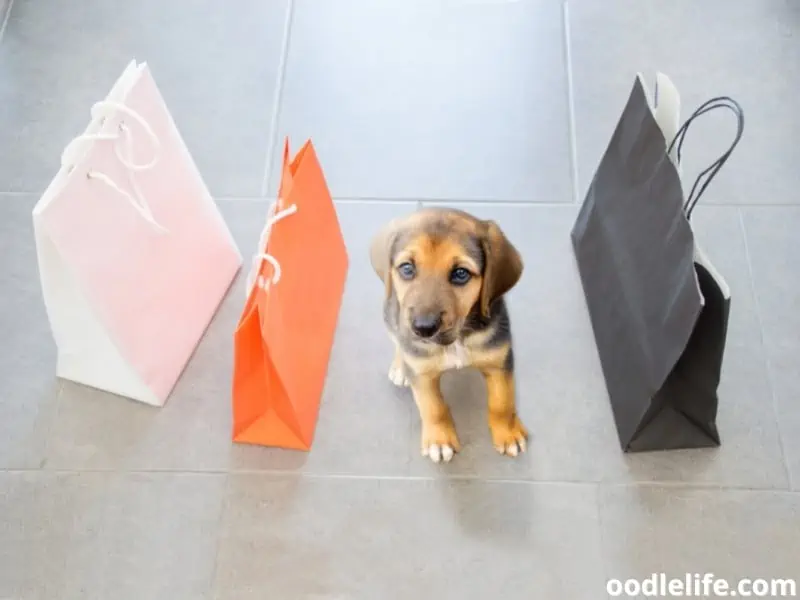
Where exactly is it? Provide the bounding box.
[1,0,799,598]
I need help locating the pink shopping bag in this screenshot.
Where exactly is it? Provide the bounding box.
[32,60,242,406]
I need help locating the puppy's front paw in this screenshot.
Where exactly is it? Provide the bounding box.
[388,363,409,387]
[489,414,529,457]
[421,419,461,464]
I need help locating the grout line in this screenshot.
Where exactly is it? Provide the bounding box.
[6,191,800,209]
[342,198,577,205]
[738,208,795,491]
[220,197,800,208]
[561,0,581,205]
[259,0,295,197]
[598,480,797,493]
[5,189,800,211]
[416,199,578,207]
[0,0,14,43]
[210,196,582,206]
[7,466,800,493]
[37,381,66,470]
[593,484,615,595]
[333,198,434,206]
[236,473,598,487]
[207,473,231,593]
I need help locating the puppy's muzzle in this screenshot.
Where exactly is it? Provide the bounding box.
[410,311,443,339]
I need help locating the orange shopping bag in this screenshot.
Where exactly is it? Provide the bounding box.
[232,138,348,450]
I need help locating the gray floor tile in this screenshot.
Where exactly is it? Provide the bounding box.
[0,471,226,600]
[0,0,11,36]
[0,0,288,196]
[567,0,799,206]
[41,199,414,476]
[741,206,800,489]
[269,0,572,202]
[213,475,605,600]
[599,485,800,598]
[407,203,787,488]
[4,192,789,486]
[1,0,797,594]
[0,197,60,468]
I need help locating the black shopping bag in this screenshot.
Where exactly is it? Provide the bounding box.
[570,72,744,452]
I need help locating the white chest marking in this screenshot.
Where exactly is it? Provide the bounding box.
[441,341,469,370]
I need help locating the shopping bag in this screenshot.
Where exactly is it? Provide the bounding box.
[32,60,242,407]
[232,138,348,450]
[570,72,744,452]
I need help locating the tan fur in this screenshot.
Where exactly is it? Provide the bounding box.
[390,234,482,338]
[371,208,528,462]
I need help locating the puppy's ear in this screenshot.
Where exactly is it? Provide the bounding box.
[479,220,523,317]
[369,217,404,298]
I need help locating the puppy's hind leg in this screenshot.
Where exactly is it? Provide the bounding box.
[388,339,410,387]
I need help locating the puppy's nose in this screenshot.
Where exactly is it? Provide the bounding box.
[411,312,442,338]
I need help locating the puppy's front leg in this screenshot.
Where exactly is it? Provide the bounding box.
[482,368,528,457]
[387,339,409,387]
[410,372,461,464]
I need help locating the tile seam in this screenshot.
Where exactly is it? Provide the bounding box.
[737,207,795,491]
[7,467,800,494]
[36,381,66,471]
[594,484,615,598]
[259,0,296,197]
[561,0,581,205]
[3,191,800,209]
[0,0,14,43]
[206,473,232,597]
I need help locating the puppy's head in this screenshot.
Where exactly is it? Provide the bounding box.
[369,208,522,345]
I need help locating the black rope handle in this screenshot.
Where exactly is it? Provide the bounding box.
[665,96,744,219]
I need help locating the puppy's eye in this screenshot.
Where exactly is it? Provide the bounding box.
[397,262,416,280]
[449,267,472,285]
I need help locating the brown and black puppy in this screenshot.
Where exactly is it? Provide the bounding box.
[370,207,527,464]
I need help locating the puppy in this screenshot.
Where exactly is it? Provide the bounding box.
[369,207,527,464]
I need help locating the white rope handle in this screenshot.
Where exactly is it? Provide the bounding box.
[60,100,167,233]
[62,100,161,170]
[245,201,298,296]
